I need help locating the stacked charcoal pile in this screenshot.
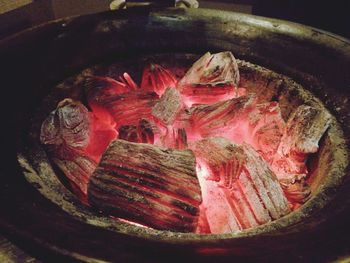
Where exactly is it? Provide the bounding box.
[40,52,331,233]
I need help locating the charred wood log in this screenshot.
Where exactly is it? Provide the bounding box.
[192,137,290,234]
[88,139,201,232]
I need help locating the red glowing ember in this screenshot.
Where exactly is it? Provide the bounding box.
[40,51,331,233]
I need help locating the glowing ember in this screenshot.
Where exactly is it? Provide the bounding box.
[40,51,331,233]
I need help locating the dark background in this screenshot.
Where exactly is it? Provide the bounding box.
[253,0,350,39]
[0,0,350,40]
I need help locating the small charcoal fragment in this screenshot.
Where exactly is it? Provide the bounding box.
[141,63,177,96]
[279,178,311,208]
[152,87,183,125]
[118,119,156,144]
[88,139,202,232]
[192,137,290,234]
[138,119,155,144]
[118,72,139,90]
[178,51,241,105]
[118,125,139,142]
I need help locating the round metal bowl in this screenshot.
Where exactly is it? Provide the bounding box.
[1,7,350,262]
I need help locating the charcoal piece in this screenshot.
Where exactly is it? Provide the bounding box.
[85,113,118,162]
[179,51,240,88]
[85,73,159,128]
[152,87,183,125]
[199,179,242,233]
[141,63,177,96]
[89,90,159,128]
[160,127,188,150]
[118,125,139,142]
[243,144,290,219]
[53,152,97,195]
[187,94,257,140]
[278,105,332,157]
[138,119,155,144]
[85,76,131,105]
[118,119,155,144]
[88,139,202,232]
[192,137,245,183]
[118,72,139,90]
[272,105,332,183]
[40,99,117,195]
[40,98,90,149]
[85,75,135,126]
[178,52,241,105]
[192,137,290,234]
[279,178,311,206]
[248,102,285,163]
[195,204,211,234]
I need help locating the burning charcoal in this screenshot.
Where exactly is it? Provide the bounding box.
[41,99,90,149]
[187,94,257,141]
[85,76,131,104]
[118,119,156,144]
[278,105,332,159]
[178,52,241,106]
[248,102,286,163]
[52,152,97,196]
[273,105,332,178]
[118,125,139,142]
[88,139,202,232]
[85,114,118,162]
[88,90,159,128]
[270,105,331,206]
[196,204,211,234]
[41,99,117,195]
[192,137,290,233]
[196,174,242,233]
[138,119,155,144]
[85,76,130,126]
[118,72,139,90]
[141,63,177,96]
[160,127,188,150]
[152,87,183,125]
[85,73,158,128]
[279,178,311,208]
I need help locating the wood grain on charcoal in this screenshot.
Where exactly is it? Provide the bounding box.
[88,139,202,232]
